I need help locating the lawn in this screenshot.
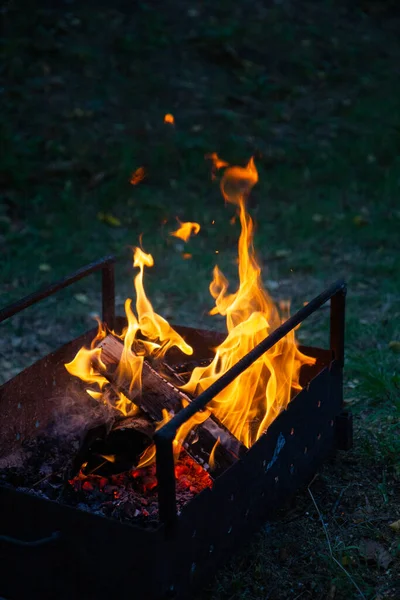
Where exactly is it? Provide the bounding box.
[1,1,399,598]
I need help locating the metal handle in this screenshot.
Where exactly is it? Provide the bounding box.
[0,255,116,330]
[155,279,346,529]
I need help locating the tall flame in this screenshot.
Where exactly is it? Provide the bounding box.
[182,155,315,448]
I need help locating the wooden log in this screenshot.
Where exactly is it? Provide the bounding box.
[72,416,156,477]
[97,334,186,421]
[95,334,246,477]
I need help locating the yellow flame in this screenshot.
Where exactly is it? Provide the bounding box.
[65,245,193,418]
[170,220,201,243]
[182,155,315,448]
[65,347,108,389]
[209,437,220,470]
[132,247,193,358]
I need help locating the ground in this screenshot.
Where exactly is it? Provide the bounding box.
[1,1,399,598]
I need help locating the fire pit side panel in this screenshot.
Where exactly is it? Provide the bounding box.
[159,364,342,599]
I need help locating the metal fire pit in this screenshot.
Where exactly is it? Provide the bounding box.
[0,256,351,600]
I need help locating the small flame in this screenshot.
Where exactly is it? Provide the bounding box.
[130,167,146,186]
[164,113,174,124]
[209,437,220,470]
[170,219,201,243]
[182,253,192,260]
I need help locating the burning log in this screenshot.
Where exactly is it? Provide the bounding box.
[72,416,156,477]
[95,334,246,476]
[98,334,185,420]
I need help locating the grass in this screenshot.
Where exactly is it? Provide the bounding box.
[1,0,399,597]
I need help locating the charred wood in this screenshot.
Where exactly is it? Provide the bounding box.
[95,335,246,477]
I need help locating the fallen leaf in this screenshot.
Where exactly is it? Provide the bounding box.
[87,172,106,190]
[274,249,292,258]
[389,519,400,533]
[45,160,78,174]
[359,539,393,569]
[74,293,90,305]
[353,215,369,226]
[388,341,400,353]
[312,213,324,223]
[39,263,51,272]
[97,212,121,227]
[347,379,360,389]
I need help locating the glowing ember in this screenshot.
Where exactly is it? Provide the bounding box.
[170,219,201,242]
[164,113,174,124]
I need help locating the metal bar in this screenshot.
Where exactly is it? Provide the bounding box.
[330,286,346,367]
[154,279,346,529]
[155,435,177,530]
[101,262,116,330]
[0,256,116,325]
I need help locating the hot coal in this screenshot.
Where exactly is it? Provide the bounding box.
[68,454,212,527]
[0,430,212,528]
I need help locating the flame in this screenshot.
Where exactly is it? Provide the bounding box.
[65,347,108,389]
[182,155,315,448]
[137,400,211,468]
[130,166,146,185]
[170,219,201,242]
[209,437,220,470]
[164,113,174,124]
[65,246,192,418]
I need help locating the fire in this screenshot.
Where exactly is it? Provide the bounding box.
[170,219,201,242]
[66,153,315,479]
[164,113,174,124]
[181,155,315,448]
[65,246,193,417]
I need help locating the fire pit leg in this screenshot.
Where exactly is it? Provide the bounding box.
[101,261,115,330]
[155,432,177,533]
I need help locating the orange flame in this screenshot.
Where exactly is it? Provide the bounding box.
[170,219,201,242]
[130,167,146,185]
[164,113,174,124]
[65,245,193,418]
[182,155,315,448]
